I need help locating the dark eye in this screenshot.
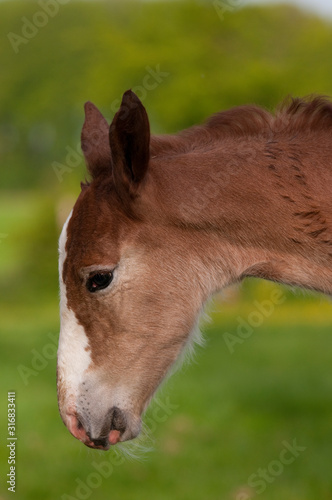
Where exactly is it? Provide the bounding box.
[86,272,113,293]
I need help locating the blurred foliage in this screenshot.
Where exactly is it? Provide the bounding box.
[1,0,332,189]
[3,0,332,304]
[1,2,332,499]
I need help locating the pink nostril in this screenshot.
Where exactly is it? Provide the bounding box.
[67,414,90,442]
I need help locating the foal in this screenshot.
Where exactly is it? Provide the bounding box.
[57,91,332,450]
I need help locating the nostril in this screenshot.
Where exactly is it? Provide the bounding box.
[109,406,127,433]
[95,407,126,446]
[107,407,126,445]
[67,413,89,442]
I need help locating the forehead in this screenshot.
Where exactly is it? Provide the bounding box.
[64,184,128,269]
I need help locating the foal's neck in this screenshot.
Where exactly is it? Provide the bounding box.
[148,132,332,296]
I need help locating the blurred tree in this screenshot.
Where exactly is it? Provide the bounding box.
[1,1,332,189]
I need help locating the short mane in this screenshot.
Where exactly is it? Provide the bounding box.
[151,95,332,157]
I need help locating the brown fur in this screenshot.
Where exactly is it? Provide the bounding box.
[58,92,332,449]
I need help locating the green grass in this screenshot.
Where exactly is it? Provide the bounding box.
[2,0,332,496]
[1,191,332,499]
[1,293,332,500]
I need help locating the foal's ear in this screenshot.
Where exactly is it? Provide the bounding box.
[109,90,150,200]
[81,102,111,179]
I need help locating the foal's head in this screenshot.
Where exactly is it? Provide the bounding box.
[57,91,206,450]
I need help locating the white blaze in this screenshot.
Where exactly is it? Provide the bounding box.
[58,211,92,407]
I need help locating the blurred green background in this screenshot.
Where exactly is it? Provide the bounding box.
[1,0,332,499]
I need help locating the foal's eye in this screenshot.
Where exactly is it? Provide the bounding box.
[86,272,113,293]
